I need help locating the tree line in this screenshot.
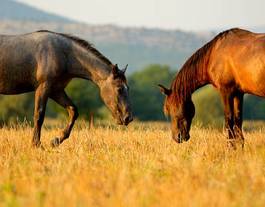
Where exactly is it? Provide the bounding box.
[0,64,265,125]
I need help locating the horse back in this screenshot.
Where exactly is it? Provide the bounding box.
[208,30,265,96]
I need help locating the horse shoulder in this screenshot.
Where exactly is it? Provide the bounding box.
[34,33,70,80]
[207,39,237,90]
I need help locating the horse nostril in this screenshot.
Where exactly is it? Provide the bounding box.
[124,115,133,125]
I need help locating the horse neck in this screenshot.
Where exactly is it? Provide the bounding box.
[70,45,112,85]
[172,63,209,102]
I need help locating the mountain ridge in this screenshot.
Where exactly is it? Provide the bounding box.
[1,0,71,22]
[0,0,215,71]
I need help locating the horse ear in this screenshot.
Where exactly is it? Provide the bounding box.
[158,84,171,96]
[112,64,118,74]
[122,64,128,74]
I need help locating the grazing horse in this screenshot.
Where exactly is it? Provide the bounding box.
[0,30,133,147]
[159,28,265,147]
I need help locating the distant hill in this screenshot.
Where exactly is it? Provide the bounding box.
[0,0,71,22]
[0,1,214,72]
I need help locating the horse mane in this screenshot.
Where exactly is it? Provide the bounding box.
[37,30,113,66]
[169,28,243,105]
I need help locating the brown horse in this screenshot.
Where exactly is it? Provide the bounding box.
[0,30,133,147]
[159,28,265,146]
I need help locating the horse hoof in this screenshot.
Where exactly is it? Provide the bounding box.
[51,138,60,148]
[228,142,237,150]
[227,139,244,150]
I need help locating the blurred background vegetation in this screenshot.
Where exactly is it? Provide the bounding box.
[1,1,264,127]
[0,0,265,127]
[1,64,265,126]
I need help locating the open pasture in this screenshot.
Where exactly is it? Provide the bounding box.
[0,121,265,207]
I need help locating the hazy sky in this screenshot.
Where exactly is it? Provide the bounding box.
[17,0,265,31]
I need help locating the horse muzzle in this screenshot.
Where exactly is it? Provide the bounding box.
[123,114,133,126]
[116,114,133,126]
[173,133,190,143]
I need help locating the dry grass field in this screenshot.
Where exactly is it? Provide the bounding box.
[0,120,265,207]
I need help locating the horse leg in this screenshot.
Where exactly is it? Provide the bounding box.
[50,91,79,147]
[221,91,236,147]
[233,92,244,147]
[32,83,49,147]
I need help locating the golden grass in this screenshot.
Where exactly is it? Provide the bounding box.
[0,121,265,207]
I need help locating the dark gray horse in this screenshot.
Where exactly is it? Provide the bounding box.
[0,30,133,147]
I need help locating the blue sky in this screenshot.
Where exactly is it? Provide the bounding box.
[17,0,265,31]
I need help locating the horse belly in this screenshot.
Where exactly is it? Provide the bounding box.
[0,50,37,94]
[0,83,35,95]
[240,79,265,97]
[0,67,36,94]
[236,66,265,97]
[0,79,35,94]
